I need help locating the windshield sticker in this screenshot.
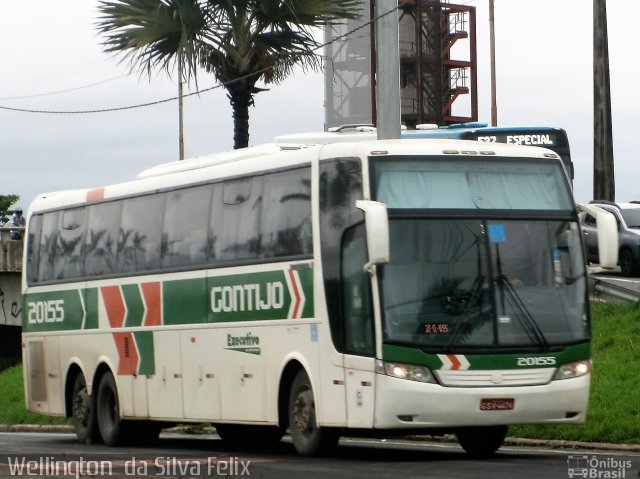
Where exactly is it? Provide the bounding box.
[424,323,450,335]
[488,224,506,243]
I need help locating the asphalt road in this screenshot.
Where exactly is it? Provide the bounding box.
[0,431,638,479]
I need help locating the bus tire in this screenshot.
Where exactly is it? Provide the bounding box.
[96,371,126,446]
[456,425,508,458]
[71,374,101,444]
[288,370,339,456]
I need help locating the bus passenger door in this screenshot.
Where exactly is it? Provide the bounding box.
[342,225,376,428]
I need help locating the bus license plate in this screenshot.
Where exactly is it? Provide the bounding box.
[480,398,514,411]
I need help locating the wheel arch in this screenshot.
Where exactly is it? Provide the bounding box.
[64,363,84,418]
[91,362,116,405]
[277,359,306,430]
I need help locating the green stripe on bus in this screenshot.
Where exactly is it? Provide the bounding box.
[134,331,155,375]
[23,267,314,332]
[382,342,591,370]
[85,288,99,330]
[163,278,209,325]
[122,284,144,328]
[23,290,85,332]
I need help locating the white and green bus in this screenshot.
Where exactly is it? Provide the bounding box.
[22,138,616,457]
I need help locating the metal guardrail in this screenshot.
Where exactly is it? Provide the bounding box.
[589,276,640,303]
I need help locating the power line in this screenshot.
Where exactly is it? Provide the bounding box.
[0,5,399,116]
[0,75,128,100]
[0,84,219,114]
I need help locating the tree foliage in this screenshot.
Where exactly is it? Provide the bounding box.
[96,0,362,149]
[0,195,20,223]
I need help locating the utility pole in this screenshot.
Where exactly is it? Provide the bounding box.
[375,0,401,140]
[593,0,614,201]
[178,51,185,161]
[489,0,497,127]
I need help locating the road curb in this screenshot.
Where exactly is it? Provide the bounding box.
[1,425,638,453]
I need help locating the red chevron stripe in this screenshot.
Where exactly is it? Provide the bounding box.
[112,332,139,376]
[448,354,462,371]
[288,270,301,319]
[141,282,162,327]
[101,285,139,376]
[101,286,125,328]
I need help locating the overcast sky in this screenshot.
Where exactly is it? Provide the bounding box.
[0,0,637,207]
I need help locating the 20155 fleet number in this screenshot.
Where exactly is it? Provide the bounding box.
[27,300,64,324]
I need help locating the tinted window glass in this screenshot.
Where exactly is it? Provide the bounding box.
[215,177,263,262]
[26,215,42,284]
[85,201,122,276]
[373,157,573,210]
[162,185,212,268]
[54,207,87,279]
[118,194,165,273]
[318,158,363,352]
[261,169,312,258]
[37,211,60,282]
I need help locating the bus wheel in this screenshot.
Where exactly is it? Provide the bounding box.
[288,370,339,456]
[71,374,100,444]
[456,425,508,458]
[96,372,126,446]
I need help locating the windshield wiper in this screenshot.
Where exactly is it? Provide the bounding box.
[445,274,485,351]
[495,274,550,350]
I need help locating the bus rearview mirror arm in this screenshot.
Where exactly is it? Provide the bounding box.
[577,203,619,269]
[355,200,390,273]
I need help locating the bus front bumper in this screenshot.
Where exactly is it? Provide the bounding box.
[373,373,590,429]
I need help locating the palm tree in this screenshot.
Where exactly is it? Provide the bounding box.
[97,0,361,150]
[97,0,206,159]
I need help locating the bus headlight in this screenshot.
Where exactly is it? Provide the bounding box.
[376,360,436,383]
[553,359,592,380]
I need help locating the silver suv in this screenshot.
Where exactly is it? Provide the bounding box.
[581,201,640,276]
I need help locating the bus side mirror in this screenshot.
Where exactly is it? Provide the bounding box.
[355,200,390,273]
[577,203,618,268]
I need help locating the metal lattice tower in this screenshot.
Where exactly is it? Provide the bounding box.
[324,0,477,129]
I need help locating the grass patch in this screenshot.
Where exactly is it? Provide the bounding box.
[1,302,639,443]
[511,301,640,444]
[0,364,69,425]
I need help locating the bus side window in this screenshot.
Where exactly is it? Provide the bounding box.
[118,194,166,273]
[162,185,212,268]
[55,207,87,280]
[37,211,60,283]
[26,214,43,284]
[85,201,122,277]
[216,177,263,262]
[260,168,312,258]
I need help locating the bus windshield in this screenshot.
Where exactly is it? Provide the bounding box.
[372,156,586,350]
[379,218,588,350]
